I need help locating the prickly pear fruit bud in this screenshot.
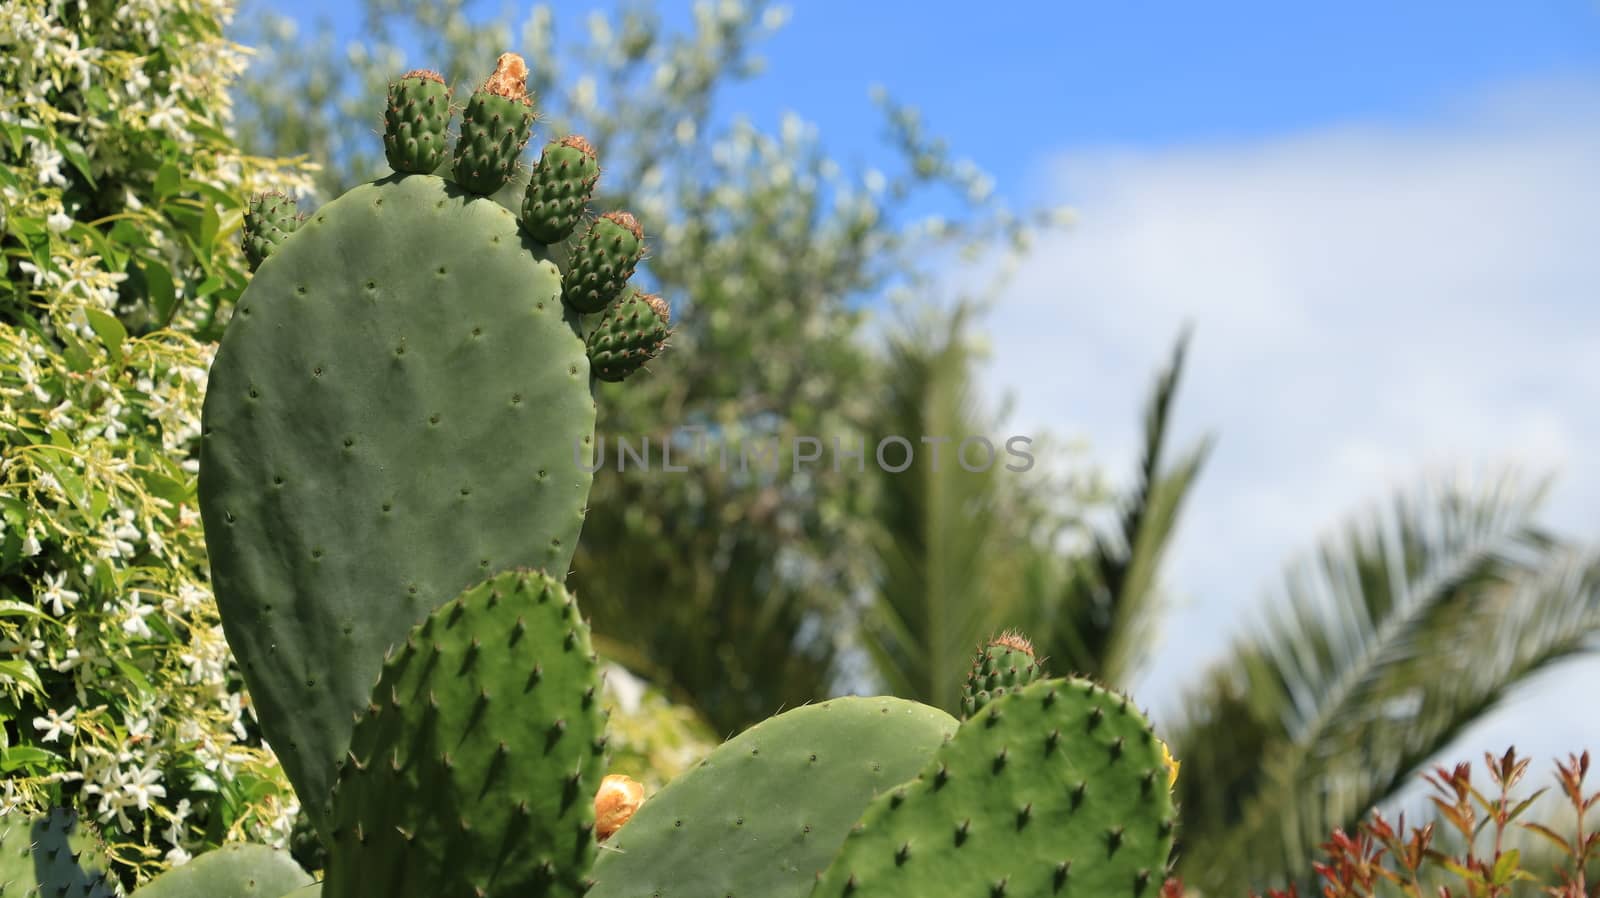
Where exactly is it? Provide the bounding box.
[452,52,536,195]
[564,211,645,314]
[242,191,301,271]
[594,774,646,842]
[521,135,600,244]
[1160,736,1181,788]
[960,629,1046,719]
[587,288,669,382]
[384,69,453,175]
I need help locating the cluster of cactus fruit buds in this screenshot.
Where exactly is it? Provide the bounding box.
[240,192,302,270]
[0,50,1182,898]
[242,52,668,384]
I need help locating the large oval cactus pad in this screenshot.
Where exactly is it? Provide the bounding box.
[589,697,958,898]
[811,678,1177,898]
[199,173,595,837]
[0,808,116,898]
[323,569,604,898]
[127,844,312,898]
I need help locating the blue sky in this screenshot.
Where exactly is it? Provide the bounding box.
[241,1,1600,777]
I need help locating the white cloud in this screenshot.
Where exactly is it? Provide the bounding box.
[980,78,1600,763]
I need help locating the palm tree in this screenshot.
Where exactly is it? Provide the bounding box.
[1020,327,1212,687]
[853,303,1032,713]
[1167,473,1600,895]
[853,309,1600,895]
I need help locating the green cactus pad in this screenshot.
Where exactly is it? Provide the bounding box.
[589,697,957,898]
[961,631,1047,720]
[586,289,669,383]
[242,192,301,271]
[280,888,321,898]
[0,808,116,898]
[199,173,594,839]
[563,211,644,314]
[127,844,313,898]
[452,53,537,195]
[322,569,604,898]
[521,136,601,244]
[384,70,453,175]
[812,678,1178,898]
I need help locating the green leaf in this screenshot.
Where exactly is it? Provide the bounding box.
[143,259,176,324]
[200,202,222,250]
[32,451,92,516]
[1490,849,1520,886]
[180,178,239,210]
[0,601,48,621]
[112,656,155,697]
[0,660,43,696]
[193,275,223,299]
[155,162,180,200]
[60,140,95,187]
[142,471,192,507]
[84,308,127,364]
[109,219,151,249]
[0,745,64,774]
[61,341,93,373]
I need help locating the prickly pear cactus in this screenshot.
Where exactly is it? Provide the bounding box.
[384,70,452,174]
[962,631,1047,719]
[127,844,312,898]
[586,289,670,383]
[589,697,958,898]
[811,679,1178,898]
[522,136,600,244]
[241,192,301,271]
[564,212,645,314]
[0,808,116,898]
[321,568,605,898]
[453,53,536,195]
[200,52,657,838]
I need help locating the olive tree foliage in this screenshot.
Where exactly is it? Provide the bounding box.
[0,0,313,886]
[236,0,1068,734]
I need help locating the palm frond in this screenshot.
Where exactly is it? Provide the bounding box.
[1032,327,1212,686]
[1172,469,1600,895]
[858,303,1024,712]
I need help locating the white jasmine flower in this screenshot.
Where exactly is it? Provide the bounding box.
[39,570,79,615]
[33,706,77,742]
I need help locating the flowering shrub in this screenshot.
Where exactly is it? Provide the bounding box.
[1,0,309,884]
